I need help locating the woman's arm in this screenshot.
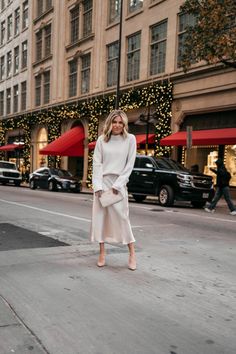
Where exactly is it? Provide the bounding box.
[92,137,103,192]
[112,135,137,191]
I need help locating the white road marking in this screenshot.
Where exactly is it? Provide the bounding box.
[130,204,154,211]
[164,209,236,223]
[130,202,236,223]
[0,199,91,223]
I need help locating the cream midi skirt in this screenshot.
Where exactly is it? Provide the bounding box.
[90,174,135,245]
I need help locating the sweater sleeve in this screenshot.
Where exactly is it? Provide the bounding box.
[92,137,103,192]
[112,134,137,191]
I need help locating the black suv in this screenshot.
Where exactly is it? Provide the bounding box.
[128,155,214,207]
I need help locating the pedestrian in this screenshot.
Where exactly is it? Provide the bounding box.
[90,109,137,270]
[205,158,236,215]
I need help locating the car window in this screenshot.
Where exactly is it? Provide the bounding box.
[59,169,72,177]
[50,168,59,176]
[166,159,188,171]
[50,169,72,177]
[139,158,154,169]
[155,159,170,169]
[0,162,16,170]
[155,158,188,171]
[134,157,139,168]
[41,169,49,175]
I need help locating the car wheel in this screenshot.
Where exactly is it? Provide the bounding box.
[132,195,146,203]
[48,180,56,191]
[191,201,206,208]
[30,180,36,189]
[159,185,174,207]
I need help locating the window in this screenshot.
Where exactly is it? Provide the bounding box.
[108,0,120,24]
[37,0,44,17]
[21,81,27,110]
[150,20,167,75]
[36,30,43,61]
[1,1,6,11]
[0,91,4,116]
[35,25,52,62]
[45,0,52,11]
[68,59,77,97]
[83,0,92,37]
[35,75,41,106]
[36,0,52,17]
[107,41,118,87]
[13,85,18,113]
[0,55,4,80]
[177,13,195,67]
[6,51,12,77]
[128,0,143,14]
[70,6,79,43]
[22,40,27,68]
[22,1,28,29]
[14,7,20,36]
[6,88,11,114]
[1,21,6,45]
[43,70,50,104]
[81,53,90,94]
[14,46,19,74]
[7,14,12,40]
[35,71,50,106]
[44,24,51,57]
[127,32,141,82]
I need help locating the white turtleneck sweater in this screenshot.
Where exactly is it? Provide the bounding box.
[92,133,136,192]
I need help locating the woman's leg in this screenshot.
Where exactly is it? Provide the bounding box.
[127,242,136,271]
[97,242,106,267]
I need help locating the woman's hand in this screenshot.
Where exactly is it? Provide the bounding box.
[112,188,118,195]
[95,190,103,198]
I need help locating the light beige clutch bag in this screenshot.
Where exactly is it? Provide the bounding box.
[99,189,123,207]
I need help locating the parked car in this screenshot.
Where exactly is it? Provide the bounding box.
[0,160,22,186]
[29,167,81,192]
[128,155,214,208]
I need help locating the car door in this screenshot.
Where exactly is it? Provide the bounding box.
[128,157,140,192]
[37,168,50,189]
[131,157,156,194]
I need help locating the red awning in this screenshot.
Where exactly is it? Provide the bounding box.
[160,128,236,146]
[135,134,155,145]
[88,134,155,150]
[40,126,85,156]
[0,143,24,151]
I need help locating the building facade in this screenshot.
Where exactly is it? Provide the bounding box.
[0,0,235,188]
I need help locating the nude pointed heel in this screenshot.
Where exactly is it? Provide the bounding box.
[128,256,136,271]
[97,255,106,267]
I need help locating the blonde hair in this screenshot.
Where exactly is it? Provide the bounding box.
[103,110,129,142]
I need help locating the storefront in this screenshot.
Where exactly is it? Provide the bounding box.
[0,135,25,174]
[160,110,236,187]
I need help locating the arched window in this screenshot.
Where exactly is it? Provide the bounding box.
[37,127,48,168]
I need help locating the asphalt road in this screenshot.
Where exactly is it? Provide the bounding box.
[0,185,235,354]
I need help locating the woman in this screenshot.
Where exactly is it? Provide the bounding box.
[91,110,137,270]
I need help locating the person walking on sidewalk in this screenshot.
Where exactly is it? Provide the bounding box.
[90,110,137,270]
[205,158,236,215]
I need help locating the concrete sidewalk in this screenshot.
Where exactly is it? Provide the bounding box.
[0,295,46,354]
